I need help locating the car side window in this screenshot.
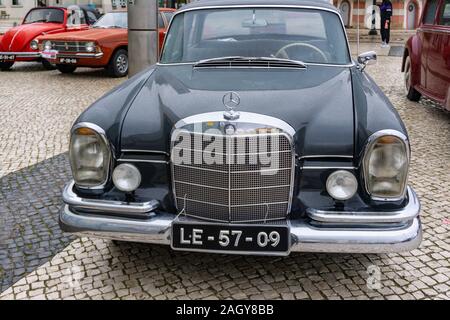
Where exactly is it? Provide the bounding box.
[86,11,98,25]
[423,0,439,24]
[439,0,450,25]
[66,7,87,26]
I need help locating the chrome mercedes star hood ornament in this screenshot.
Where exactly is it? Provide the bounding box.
[223,91,240,120]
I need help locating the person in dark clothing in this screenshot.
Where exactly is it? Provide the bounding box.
[378,0,393,47]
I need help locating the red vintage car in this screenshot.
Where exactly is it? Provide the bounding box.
[0,5,100,71]
[402,0,450,111]
[39,8,175,77]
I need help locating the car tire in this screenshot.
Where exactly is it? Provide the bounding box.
[404,56,421,102]
[0,61,14,71]
[42,60,56,70]
[56,64,77,74]
[106,49,128,78]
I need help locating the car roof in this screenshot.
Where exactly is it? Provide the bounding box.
[180,0,337,12]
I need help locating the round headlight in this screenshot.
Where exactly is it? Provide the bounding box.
[326,170,358,201]
[363,132,409,200]
[30,39,39,50]
[113,164,141,192]
[85,42,95,53]
[69,124,111,189]
[43,40,52,51]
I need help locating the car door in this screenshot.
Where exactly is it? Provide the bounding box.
[426,0,450,105]
[419,0,440,90]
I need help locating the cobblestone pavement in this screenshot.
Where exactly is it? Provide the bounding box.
[0,53,449,299]
[0,64,123,292]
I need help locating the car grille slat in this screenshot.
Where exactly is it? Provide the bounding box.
[171,127,294,223]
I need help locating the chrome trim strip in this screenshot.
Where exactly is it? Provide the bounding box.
[63,52,103,58]
[117,159,169,164]
[301,166,356,170]
[0,51,40,58]
[418,27,450,35]
[60,206,422,254]
[172,146,292,156]
[298,155,353,159]
[308,186,420,223]
[121,149,170,156]
[174,111,296,137]
[160,4,352,66]
[174,180,291,191]
[62,181,159,214]
[173,163,291,174]
[361,129,410,201]
[175,196,288,208]
[44,52,104,59]
[70,122,112,190]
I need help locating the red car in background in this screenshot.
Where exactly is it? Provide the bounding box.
[39,8,175,77]
[0,5,100,71]
[402,0,450,111]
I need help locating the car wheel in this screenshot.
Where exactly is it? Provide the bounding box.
[0,61,14,71]
[404,56,421,102]
[107,49,128,78]
[56,64,77,74]
[42,60,56,70]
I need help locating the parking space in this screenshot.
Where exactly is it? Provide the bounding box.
[0,52,449,299]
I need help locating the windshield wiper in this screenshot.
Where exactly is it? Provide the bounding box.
[193,56,307,68]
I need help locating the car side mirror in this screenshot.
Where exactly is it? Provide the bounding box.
[357,51,377,71]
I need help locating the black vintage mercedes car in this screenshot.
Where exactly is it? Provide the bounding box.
[60,0,421,255]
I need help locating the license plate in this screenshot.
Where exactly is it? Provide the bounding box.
[171,222,290,255]
[41,50,58,59]
[0,54,15,61]
[59,57,77,64]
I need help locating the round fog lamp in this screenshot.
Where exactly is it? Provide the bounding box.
[326,170,358,201]
[112,164,141,192]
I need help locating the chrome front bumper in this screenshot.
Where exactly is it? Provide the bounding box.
[0,51,40,58]
[60,182,422,254]
[41,51,104,59]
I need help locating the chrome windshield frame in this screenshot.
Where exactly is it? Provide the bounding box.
[159,4,353,67]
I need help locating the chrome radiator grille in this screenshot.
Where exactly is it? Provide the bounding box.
[51,41,89,52]
[171,128,294,223]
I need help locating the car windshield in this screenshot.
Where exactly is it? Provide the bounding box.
[93,12,127,28]
[161,8,351,65]
[23,8,64,24]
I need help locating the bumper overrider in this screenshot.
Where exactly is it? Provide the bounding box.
[60,181,422,254]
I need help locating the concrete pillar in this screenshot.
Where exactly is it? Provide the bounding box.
[128,0,159,76]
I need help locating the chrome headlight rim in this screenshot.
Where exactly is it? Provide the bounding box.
[30,39,39,50]
[43,40,53,51]
[362,129,410,201]
[85,41,96,53]
[69,122,112,190]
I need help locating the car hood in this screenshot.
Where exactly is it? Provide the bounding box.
[120,64,355,157]
[38,28,126,42]
[0,23,64,52]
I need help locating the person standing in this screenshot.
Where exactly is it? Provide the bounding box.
[378,0,393,47]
